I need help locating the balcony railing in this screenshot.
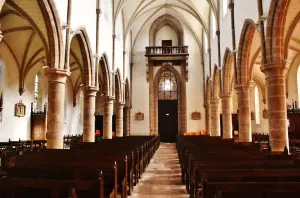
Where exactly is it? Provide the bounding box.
[145,46,188,56]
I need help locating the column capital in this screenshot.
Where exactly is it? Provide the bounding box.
[228,0,234,10]
[96,8,102,15]
[46,68,71,83]
[234,84,250,94]
[221,93,232,100]
[105,95,115,102]
[117,102,125,107]
[210,98,220,105]
[124,105,132,110]
[261,62,288,78]
[85,86,99,97]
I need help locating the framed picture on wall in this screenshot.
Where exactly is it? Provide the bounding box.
[15,101,26,117]
[191,111,201,120]
[135,112,144,121]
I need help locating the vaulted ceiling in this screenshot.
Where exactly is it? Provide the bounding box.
[115,0,216,48]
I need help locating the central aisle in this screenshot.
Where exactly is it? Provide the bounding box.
[130,143,189,198]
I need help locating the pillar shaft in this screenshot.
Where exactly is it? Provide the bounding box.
[222,94,233,139]
[46,69,70,149]
[124,107,131,136]
[262,63,288,152]
[205,103,212,136]
[103,97,114,139]
[235,85,251,142]
[211,99,221,137]
[83,87,98,142]
[116,103,125,137]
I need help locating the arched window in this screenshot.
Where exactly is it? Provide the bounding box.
[223,0,228,18]
[33,72,41,111]
[254,86,261,124]
[204,33,208,53]
[158,69,178,100]
[211,10,216,38]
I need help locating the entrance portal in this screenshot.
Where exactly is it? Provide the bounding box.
[158,100,178,142]
[157,68,179,142]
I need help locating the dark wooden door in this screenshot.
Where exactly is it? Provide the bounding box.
[158,100,178,142]
[162,40,172,46]
[95,115,103,137]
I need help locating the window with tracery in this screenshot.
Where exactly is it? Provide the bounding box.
[34,72,40,111]
[254,86,261,124]
[158,69,178,100]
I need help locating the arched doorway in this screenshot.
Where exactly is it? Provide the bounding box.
[157,68,179,142]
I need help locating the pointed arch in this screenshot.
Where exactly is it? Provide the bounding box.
[237,19,257,85]
[152,63,186,135]
[222,48,234,94]
[115,69,122,102]
[99,54,111,96]
[149,14,184,46]
[0,0,63,68]
[212,65,221,99]
[71,28,95,87]
[266,0,290,63]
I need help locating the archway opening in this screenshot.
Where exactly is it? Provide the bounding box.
[158,68,178,142]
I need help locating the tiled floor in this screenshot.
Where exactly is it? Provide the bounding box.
[130,143,189,198]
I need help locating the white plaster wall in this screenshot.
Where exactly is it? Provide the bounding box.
[131,22,150,136]
[0,46,48,141]
[64,80,83,136]
[155,26,178,46]
[184,26,206,132]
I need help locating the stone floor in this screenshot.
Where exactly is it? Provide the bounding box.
[130,143,189,198]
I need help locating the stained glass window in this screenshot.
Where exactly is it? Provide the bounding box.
[34,72,40,111]
[158,69,178,100]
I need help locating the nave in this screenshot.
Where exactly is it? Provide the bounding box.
[130,143,189,198]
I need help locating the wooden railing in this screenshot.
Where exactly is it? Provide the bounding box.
[145,46,188,56]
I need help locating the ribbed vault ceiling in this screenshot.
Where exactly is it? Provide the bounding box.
[115,0,215,47]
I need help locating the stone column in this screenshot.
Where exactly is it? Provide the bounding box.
[103,96,114,139]
[124,106,131,136]
[222,94,233,139]
[210,99,221,136]
[46,68,70,149]
[235,84,252,142]
[205,103,212,136]
[83,86,98,142]
[261,63,288,152]
[115,103,125,137]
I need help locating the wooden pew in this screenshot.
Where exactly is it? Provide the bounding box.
[3,136,160,197]
[177,136,300,198]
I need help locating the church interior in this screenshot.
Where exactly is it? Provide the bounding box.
[1,0,300,197]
